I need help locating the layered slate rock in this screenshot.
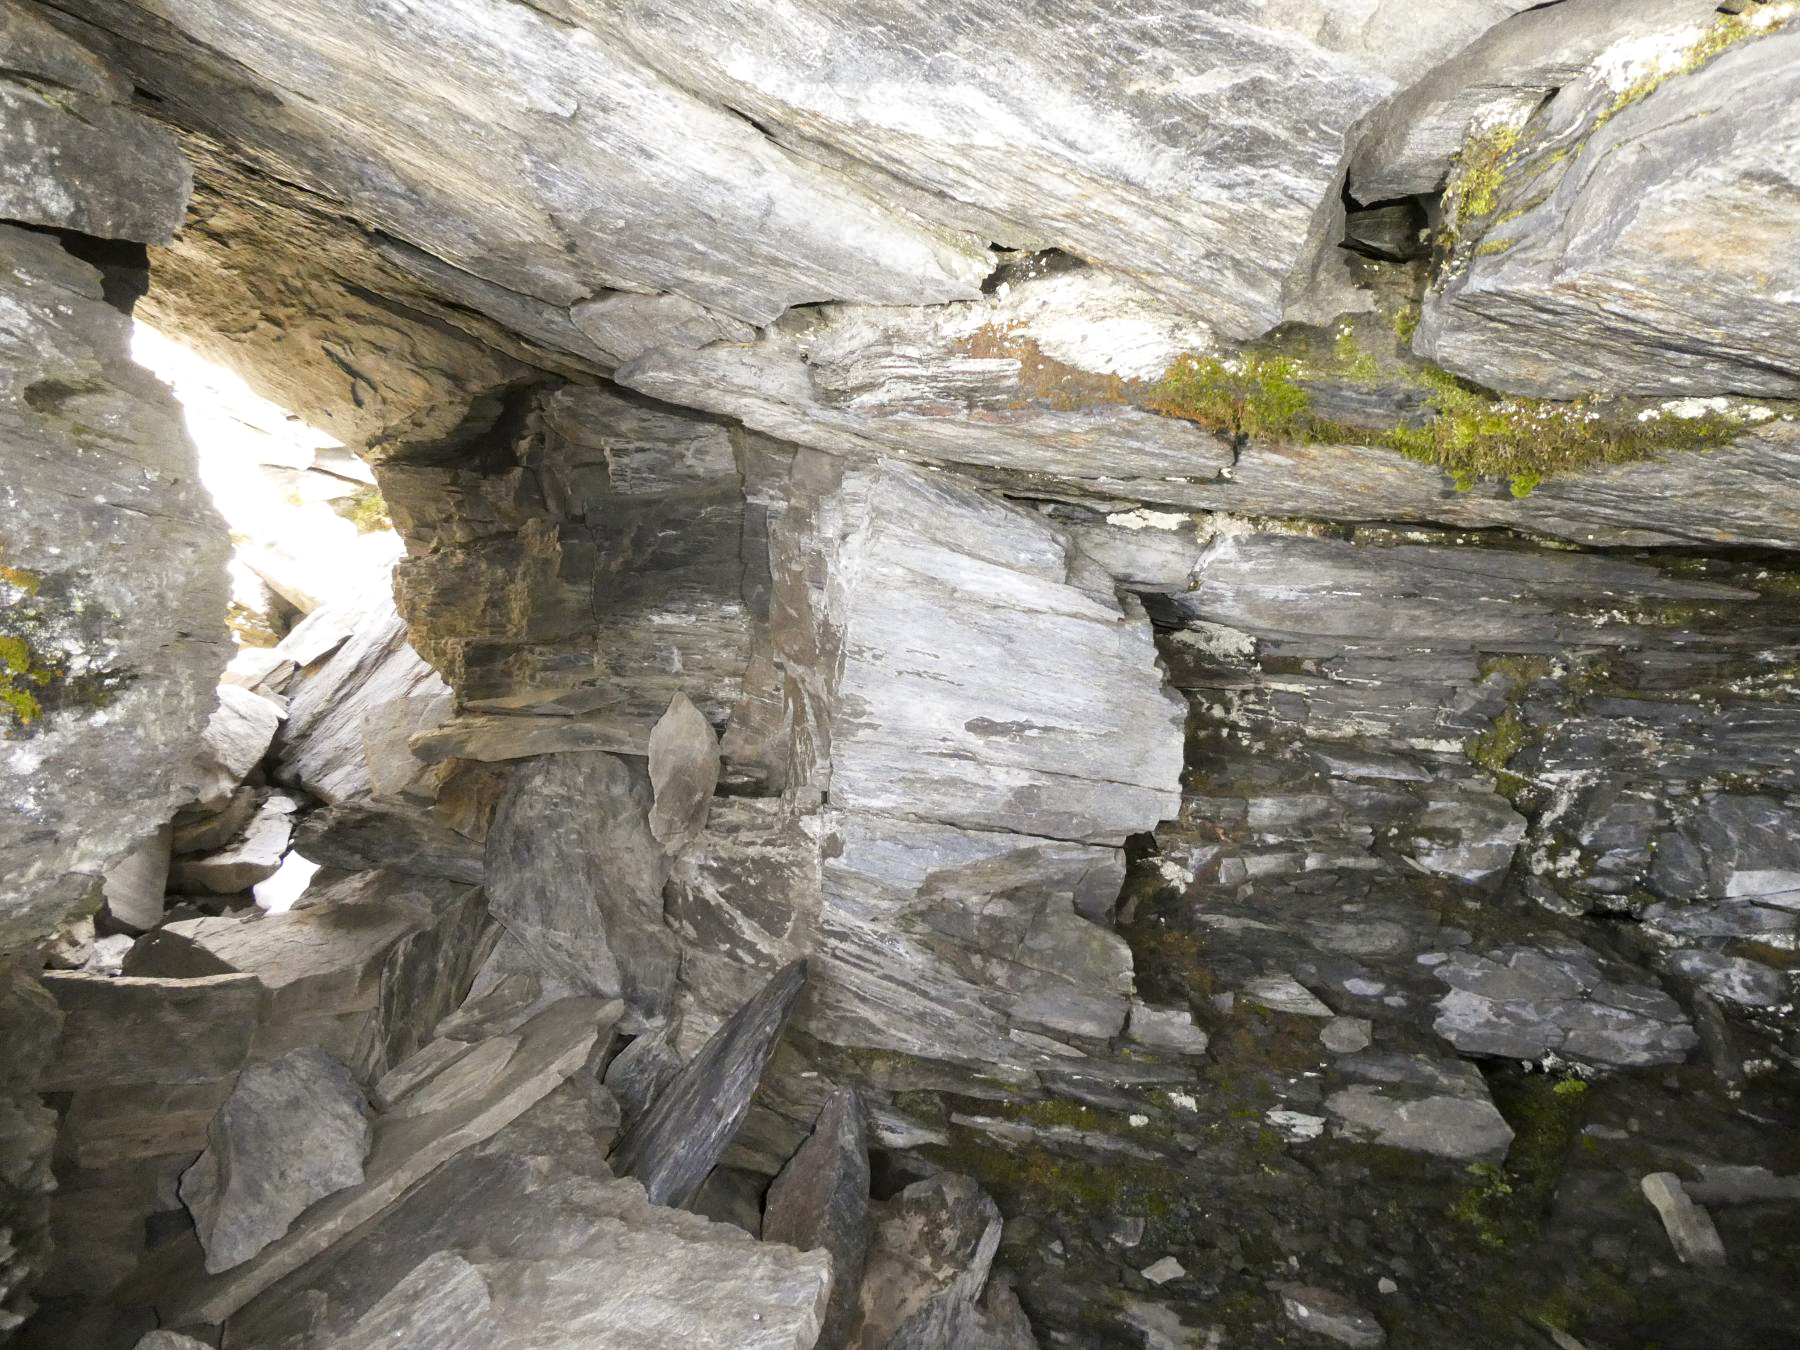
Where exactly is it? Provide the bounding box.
[0,968,63,1333]
[275,563,451,807]
[153,999,620,1328]
[762,1089,871,1350]
[181,1048,372,1273]
[853,1173,1037,1350]
[612,961,808,1208]
[1346,0,1723,204]
[162,869,487,1080]
[616,266,1233,488]
[0,4,189,241]
[603,0,1529,335]
[485,752,678,1023]
[619,260,1800,555]
[36,971,261,1297]
[1418,19,1800,398]
[1431,944,1698,1068]
[388,386,756,737]
[48,0,990,331]
[223,1084,831,1350]
[0,223,229,951]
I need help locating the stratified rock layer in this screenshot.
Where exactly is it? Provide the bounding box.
[0,224,229,951]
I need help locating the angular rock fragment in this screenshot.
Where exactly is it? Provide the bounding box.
[276,566,451,805]
[1431,944,1698,1068]
[293,802,485,885]
[1279,1284,1386,1348]
[763,1089,871,1350]
[172,786,260,857]
[485,752,677,1020]
[163,869,487,1079]
[1667,951,1790,1010]
[168,796,295,895]
[102,826,173,933]
[158,998,620,1327]
[603,1022,685,1135]
[612,962,807,1208]
[1324,1053,1514,1163]
[1125,1001,1210,1056]
[647,693,720,856]
[225,1078,829,1350]
[191,684,284,810]
[1640,1172,1728,1267]
[853,1173,1036,1349]
[181,1047,372,1273]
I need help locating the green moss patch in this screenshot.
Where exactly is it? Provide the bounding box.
[1151,344,1756,495]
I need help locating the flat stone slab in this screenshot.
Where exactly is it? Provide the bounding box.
[39,972,263,1091]
[154,997,620,1326]
[612,960,807,1207]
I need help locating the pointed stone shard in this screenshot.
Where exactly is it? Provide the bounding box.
[1641,1172,1728,1267]
[181,1047,372,1273]
[763,1089,871,1350]
[648,692,720,857]
[612,961,807,1208]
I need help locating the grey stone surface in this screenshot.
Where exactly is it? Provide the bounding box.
[1279,1284,1386,1348]
[0,966,64,1330]
[292,802,485,886]
[168,797,294,895]
[389,387,755,740]
[158,997,618,1327]
[1324,1053,1514,1163]
[0,224,229,952]
[853,1172,1037,1350]
[38,972,262,1092]
[1667,951,1790,1010]
[485,751,678,1023]
[1125,1002,1211,1056]
[616,269,1233,486]
[1348,0,1721,203]
[189,684,284,810]
[163,869,487,1080]
[612,961,807,1208]
[602,1022,685,1136]
[276,564,450,806]
[180,1047,372,1273]
[224,1083,830,1350]
[763,1089,870,1350]
[647,693,720,857]
[0,4,190,242]
[1431,945,1698,1068]
[101,826,172,933]
[1640,1171,1728,1268]
[1420,22,1800,398]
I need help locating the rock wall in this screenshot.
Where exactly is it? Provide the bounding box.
[4,1,1800,1347]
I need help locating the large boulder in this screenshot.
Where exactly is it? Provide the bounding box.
[0,223,229,952]
[180,1048,373,1273]
[1418,19,1800,398]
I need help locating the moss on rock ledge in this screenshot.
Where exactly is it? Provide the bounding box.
[1150,334,1765,496]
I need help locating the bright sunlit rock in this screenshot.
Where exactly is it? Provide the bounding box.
[130,323,403,631]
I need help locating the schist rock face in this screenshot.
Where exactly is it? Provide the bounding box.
[6,4,1800,1349]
